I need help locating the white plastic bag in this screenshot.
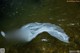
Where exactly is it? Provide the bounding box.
[1,22,69,43]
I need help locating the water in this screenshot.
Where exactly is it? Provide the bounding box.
[0,0,80,53]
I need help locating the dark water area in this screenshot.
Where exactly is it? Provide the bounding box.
[0,0,80,53]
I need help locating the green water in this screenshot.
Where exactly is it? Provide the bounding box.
[0,0,80,53]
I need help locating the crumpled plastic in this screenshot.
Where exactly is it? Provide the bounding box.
[1,22,69,43]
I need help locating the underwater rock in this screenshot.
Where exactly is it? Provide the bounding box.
[1,22,69,43]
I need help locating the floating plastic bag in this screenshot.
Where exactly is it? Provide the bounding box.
[1,22,69,43]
